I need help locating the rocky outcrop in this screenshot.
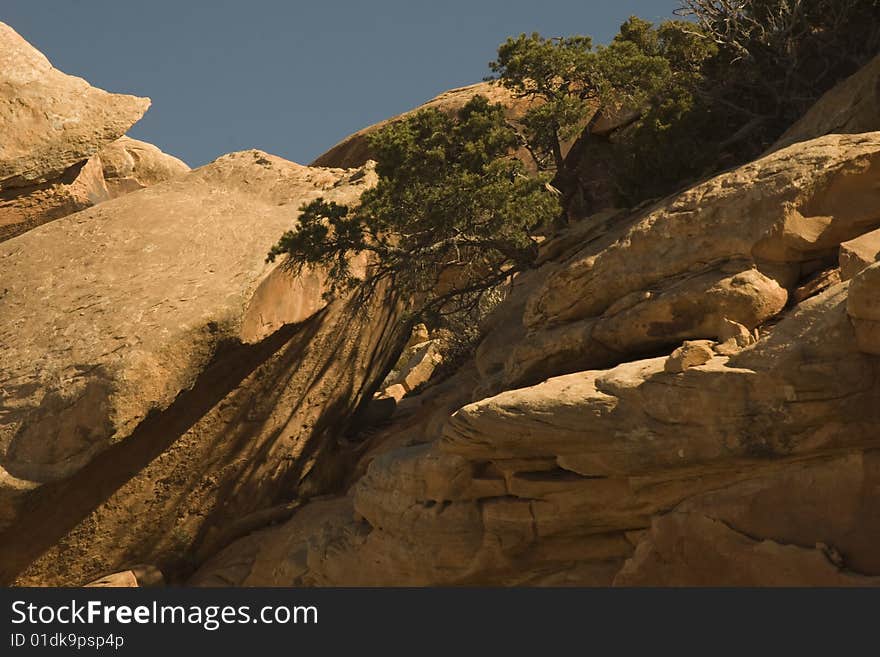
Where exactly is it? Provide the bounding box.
[615,450,880,586]
[312,81,632,170]
[311,82,536,169]
[8,24,880,587]
[195,267,880,587]
[0,22,149,187]
[847,260,880,355]
[96,136,189,198]
[773,55,880,151]
[0,23,186,242]
[1,156,109,242]
[193,130,880,587]
[84,566,164,588]
[474,133,880,392]
[0,151,409,585]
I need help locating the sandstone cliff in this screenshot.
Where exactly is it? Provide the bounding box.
[193,130,880,587]
[5,26,880,588]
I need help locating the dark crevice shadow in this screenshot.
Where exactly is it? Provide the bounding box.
[0,311,326,585]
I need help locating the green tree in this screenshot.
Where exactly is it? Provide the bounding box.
[488,19,715,206]
[268,96,560,317]
[488,34,598,173]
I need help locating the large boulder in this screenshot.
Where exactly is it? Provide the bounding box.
[97,136,189,198]
[840,228,880,281]
[846,260,880,355]
[0,23,186,242]
[0,151,409,585]
[0,22,149,188]
[479,133,880,391]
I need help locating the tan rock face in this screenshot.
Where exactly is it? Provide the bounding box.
[840,228,880,280]
[529,134,880,330]
[616,451,880,585]
[195,275,880,587]
[663,340,715,373]
[0,151,411,585]
[192,132,880,588]
[0,156,110,242]
[846,260,880,355]
[481,134,880,391]
[0,24,187,241]
[383,340,443,394]
[96,136,189,198]
[8,31,880,586]
[772,54,880,151]
[0,22,149,189]
[84,565,164,588]
[1,151,365,488]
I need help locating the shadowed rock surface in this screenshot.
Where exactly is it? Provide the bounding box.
[773,54,880,151]
[0,151,412,585]
[193,131,880,588]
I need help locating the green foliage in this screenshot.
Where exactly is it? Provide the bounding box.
[268,96,560,315]
[271,0,879,331]
[489,34,597,170]
[491,2,879,207]
[605,17,719,203]
[489,19,716,204]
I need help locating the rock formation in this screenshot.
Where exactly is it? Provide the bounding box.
[0,150,410,586]
[193,130,880,588]
[311,82,535,169]
[482,133,880,393]
[0,22,187,242]
[96,136,189,198]
[5,24,880,588]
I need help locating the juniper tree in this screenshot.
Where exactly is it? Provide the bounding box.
[268,96,560,318]
[488,19,714,205]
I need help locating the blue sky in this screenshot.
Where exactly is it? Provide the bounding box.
[3,1,678,167]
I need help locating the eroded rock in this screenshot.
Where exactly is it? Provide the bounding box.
[840,228,880,281]
[485,133,880,391]
[0,24,187,241]
[0,22,149,189]
[97,136,189,198]
[0,152,411,586]
[194,276,880,586]
[847,260,880,354]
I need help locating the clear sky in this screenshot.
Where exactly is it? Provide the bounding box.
[2,1,678,167]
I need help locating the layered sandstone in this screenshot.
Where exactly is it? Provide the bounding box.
[193,131,880,588]
[9,32,880,589]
